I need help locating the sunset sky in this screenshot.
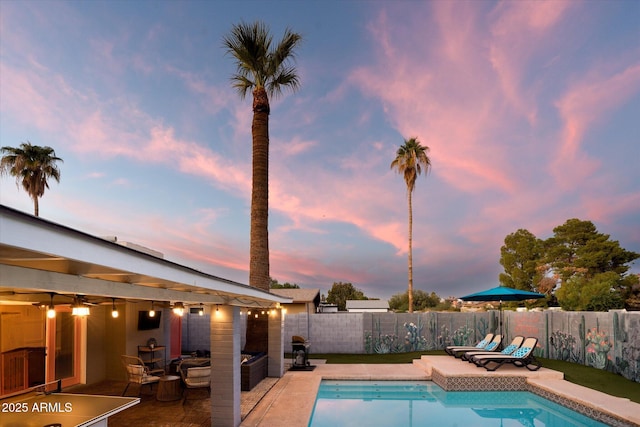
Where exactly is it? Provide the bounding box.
[1,1,639,301]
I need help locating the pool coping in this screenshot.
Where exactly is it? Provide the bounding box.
[422,355,639,427]
[240,356,640,427]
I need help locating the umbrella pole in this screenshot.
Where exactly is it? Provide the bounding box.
[499,300,503,344]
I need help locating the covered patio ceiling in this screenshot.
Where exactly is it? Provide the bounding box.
[0,205,290,309]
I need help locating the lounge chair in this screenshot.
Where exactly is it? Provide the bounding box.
[444,333,494,356]
[462,336,524,362]
[450,335,502,358]
[472,337,541,371]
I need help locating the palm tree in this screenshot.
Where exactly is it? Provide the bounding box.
[223,21,302,291]
[1,142,63,217]
[390,137,431,313]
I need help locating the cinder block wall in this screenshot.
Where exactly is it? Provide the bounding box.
[183,308,640,382]
[283,310,639,382]
[284,313,364,354]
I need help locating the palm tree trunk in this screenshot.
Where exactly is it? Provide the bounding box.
[33,196,39,217]
[245,87,271,354]
[407,189,414,313]
[250,87,270,291]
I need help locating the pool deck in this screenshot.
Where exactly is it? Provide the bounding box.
[241,356,640,427]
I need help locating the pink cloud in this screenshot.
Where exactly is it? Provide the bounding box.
[488,0,573,124]
[166,65,234,116]
[2,59,253,197]
[582,192,640,226]
[272,136,316,157]
[0,64,60,132]
[50,199,251,280]
[268,139,410,252]
[352,3,523,196]
[552,63,640,187]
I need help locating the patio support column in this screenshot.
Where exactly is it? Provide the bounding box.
[267,308,284,377]
[210,304,241,427]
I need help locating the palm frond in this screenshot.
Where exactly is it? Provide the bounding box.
[223,21,302,101]
[390,137,431,191]
[231,75,255,99]
[267,66,301,98]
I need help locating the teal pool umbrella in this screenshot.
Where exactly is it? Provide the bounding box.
[460,286,545,338]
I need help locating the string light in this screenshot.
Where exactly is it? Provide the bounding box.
[198,304,204,316]
[149,301,156,317]
[46,293,56,319]
[172,302,185,316]
[111,298,119,318]
[72,297,90,316]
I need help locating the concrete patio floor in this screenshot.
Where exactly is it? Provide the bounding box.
[64,376,279,427]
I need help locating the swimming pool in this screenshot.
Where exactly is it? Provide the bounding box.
[309,380,607,426]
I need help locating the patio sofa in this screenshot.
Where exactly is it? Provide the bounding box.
[241,352,267,391]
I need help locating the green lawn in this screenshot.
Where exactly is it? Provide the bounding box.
[305,351,640,404]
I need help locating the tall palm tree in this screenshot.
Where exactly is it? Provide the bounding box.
[223,21,302,291]
[390,137,431,313]
[1,142,63,217]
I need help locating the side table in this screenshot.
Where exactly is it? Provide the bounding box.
[156,375,182,401]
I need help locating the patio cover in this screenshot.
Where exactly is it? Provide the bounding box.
[0,204,290,308]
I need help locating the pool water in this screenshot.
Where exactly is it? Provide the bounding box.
[309,381,607,427]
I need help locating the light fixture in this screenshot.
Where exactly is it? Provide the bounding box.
[46,293,56,319]
[198,304,205,316]
[216,304,219,312]
[72,297,90,316]
[111,298,119,318]
[149,301,156,317]
[172,302,184,316]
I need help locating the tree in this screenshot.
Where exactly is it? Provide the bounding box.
[555,272,624,311]
[389,290,441,312]
[1,142,63,216]
[390,137,431,313]
[499,229,543,292]
[542,219,639,310]
[326,282,367,311]
[270,277,300,289]
[223,21,302,291]
[544,219,638,283]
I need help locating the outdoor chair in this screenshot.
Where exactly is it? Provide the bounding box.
[472,337,541,371]
[120,355,164,396]
[445,333,494,356]
[462,335,524,362]
[447,334,501,358]
[178,359,211,404]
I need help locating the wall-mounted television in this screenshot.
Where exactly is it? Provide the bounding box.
[137,310,161,330]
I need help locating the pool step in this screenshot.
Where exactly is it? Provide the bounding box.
[412,357,433,377]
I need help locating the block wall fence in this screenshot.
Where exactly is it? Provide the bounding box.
[180,309,639,382]
[284,310,640,383]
